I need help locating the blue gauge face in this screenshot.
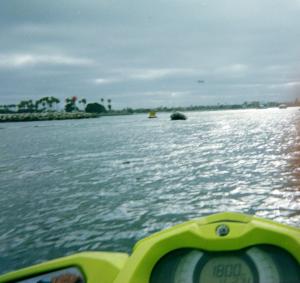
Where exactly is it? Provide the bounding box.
[199,256,254,283]
[172,251,258,283]
[150,245,300,283]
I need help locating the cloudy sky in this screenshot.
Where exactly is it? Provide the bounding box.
[1,0,300,108]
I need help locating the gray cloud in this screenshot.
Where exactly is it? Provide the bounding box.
[0,53,93,68]
[1,0,300,108]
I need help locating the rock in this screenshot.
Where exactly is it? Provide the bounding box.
[170,112,187,120]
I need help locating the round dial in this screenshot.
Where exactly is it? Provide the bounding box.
[172,248,280,283]
[246,247,280,283]
[174,251,204,283]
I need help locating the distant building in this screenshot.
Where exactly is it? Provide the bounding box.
[0,104,17,112]
[8,105,17,112]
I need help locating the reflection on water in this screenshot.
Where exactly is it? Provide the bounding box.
[0,108,299,274]
[286,112,300,218]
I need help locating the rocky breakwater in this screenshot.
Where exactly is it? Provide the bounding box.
[0,112,100,122]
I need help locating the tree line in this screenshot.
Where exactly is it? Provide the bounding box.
[0,96,112,114]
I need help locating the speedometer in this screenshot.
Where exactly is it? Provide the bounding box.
[246,247,280,283]
[156,247,283,283]
[150,246,288,283]
[199,256,254,283]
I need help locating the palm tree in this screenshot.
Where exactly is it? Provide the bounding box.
[18,100,28,112]
[46,97,53,110]
[27,100,34,112]
[35,100,40,111]
[107,99,112,111]
[79,98,87,105]
[37,97,49,111]
[101,98,104,104]
[52,97,60,104]
[51,97,60,111]
[17,100,36,112]
[65,96,78,112]
[78,98,87,111]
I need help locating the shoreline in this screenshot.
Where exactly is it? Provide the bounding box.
[0,107,296,123]
[0,112,101,123]
[0,111,134,123]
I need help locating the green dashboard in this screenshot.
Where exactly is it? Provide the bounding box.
[1,212,299,283]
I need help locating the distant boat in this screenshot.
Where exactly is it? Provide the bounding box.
[170,112,187,120]
[279,104,287,109]
[148,111,157,118]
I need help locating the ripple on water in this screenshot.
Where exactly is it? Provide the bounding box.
[0,109,300,274]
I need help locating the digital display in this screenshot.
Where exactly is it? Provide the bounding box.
[199,256,254,283]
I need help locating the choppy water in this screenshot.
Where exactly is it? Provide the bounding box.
[0,109,300,274]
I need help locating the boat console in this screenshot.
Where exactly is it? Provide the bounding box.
[1,213,299,283]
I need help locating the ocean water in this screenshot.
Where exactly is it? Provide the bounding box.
[0,108,300,274]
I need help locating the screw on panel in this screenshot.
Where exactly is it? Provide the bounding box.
[216,224,230,236]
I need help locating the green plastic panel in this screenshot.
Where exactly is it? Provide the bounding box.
[0,212,299,283]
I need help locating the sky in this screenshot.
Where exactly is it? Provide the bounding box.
[1,0,300,109]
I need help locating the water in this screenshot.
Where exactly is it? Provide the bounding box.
[0,109,300,274]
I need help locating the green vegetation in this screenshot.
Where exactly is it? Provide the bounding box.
[65,96,79,112]
[0,96,299,122]
[125,100,300,114]
[107,99,112,111]
[14,97,61,113]
[0,96,111,114]
[85,103,107,113]
[0,95,112,122]
[128,101,281,114]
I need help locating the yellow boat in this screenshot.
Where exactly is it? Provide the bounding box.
[148,111,157,118]
[1,212,299,283]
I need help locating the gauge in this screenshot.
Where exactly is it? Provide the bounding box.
[174,251,204,283]
[150,245,300,283]
[172,247,280,283]
[174,251,256,283]
[246,247,280,283]
[199,256,254,283]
